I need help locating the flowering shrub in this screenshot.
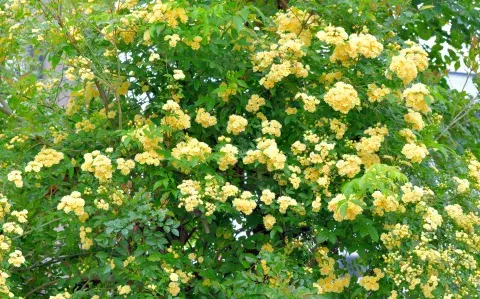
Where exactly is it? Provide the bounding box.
[0,0,479,298]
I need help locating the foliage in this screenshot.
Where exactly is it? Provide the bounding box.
[0,0,479,298]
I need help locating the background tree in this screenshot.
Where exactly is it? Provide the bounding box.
[0,0,479,298]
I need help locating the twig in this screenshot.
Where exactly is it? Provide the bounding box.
[25,279,62,298]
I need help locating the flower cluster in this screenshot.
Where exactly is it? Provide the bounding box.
[116,158,135,175]
[246,95,265,113]
[57,191,86,220]
[161,100,191,130]
[294,93,320,112]
[401,142,428,163]
[355,124,389,167]
[316,25,348,45]
[263,214,276,230]
[81,151,113,182]
[25,147,64,172]
[79,226,93,250]
[404,109,425,131]
[367,84,390,103]
[277,196,297,214]
[372,191,402,216]
[8,250,25,267]
[218,144,238,171]
[243,138,286,171]
[226,115,248,135]
[172,137,212,168]
[389,43,428,84]
[324,82,360,114]
[402,83,432,114]
[232,191,257,215]
[135,150,163,166]
[330,33,383,66]
[336,154,362,178]
[261,120,282,137]
[195,108,217,128]
[327,194,363,221]
[260,189,275,205]
[359,269,384,291]
[7,171,22,188]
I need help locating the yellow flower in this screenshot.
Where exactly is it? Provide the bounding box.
[404,109,425,131]
[117,285,131,295]
[402,83,432,114]
[57,191,86,218]
[7,170,23,188]
[367,84,390,103]
[169,273,179,282]
[218,144,238,171]
[173,69,185,80]
[226,115,248,135]
[232,191,257,215]
[161,100,191,131]
[324,82,360,114]
[389,54,417,84]
[168,282,180,296]
[336,154,362,178]
[327,194,363,221]
[263,214,276,230]
[277,196,297,214]
[165,34,181,47]
[316,25,348,45]
[246,95,265,113]
[260,189,275,205]
[401,142,428,163]
[8,250,25,267]
[116,158,135,175]
[261,120,282,137]
[81,151,113,182]
[195,108,217,128]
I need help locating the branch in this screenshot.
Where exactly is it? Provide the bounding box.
[193,210,210,234]
[0,99,25,122]
[25,279,61,298]
[94,80,116,128]
[0,99,13,115]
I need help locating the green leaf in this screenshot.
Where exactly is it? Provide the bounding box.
[233,16,244,32]
[367,226,379,242]
[147,253,162,262]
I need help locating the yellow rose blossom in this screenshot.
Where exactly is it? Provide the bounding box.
[328,194,363,221]
[401,142,428,163]
[232,191,257,215]
[389,54,418,84]
[261,120,282,137]
[117,285,131,296]
[57,191,86,218]
[404,109,425,131]
[263,214,276,230]
[336,154,362,178]
[260,189,275,205]
[277,196,297,214]
[116,158,135,175]
[402,83,432,114]
[316,25,348,45]
[226,114,248,135]
[324,82,360,114]
[7,170,23,188]
[195,108,217,128]
[246,95,265,113]
[218,144,238,171]
[161,100,191,130]
[81,151,113,182]
[7,250,25,267]
[367,84,390,103]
